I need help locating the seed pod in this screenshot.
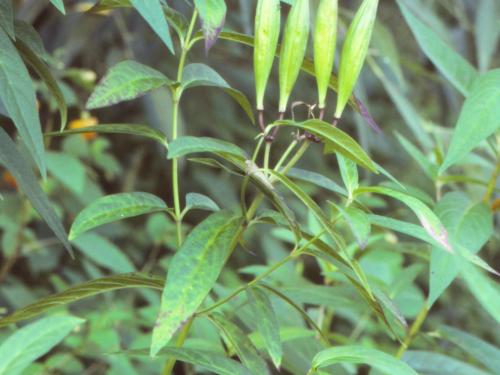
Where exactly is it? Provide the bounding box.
[254,0,281,111]
[314,0,338,110]
[335,0,378,119]
[278,0,310,113]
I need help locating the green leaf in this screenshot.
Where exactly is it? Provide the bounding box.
[356,186,452,252]
[151,211,243,356]
[440,69,500,172]
[439,325,500,374]
[167,135,247,160]
[181,63,254,124]
[0,0,14,38]
[337,154,358,200]
[0,27,45,177]
[334,204,371,249]
[46,151,86,195]
[194,0,227,53]
[372,21,405,88]
[398,1,478,96]
[286,168,346,196]
[185,192,220,213]
[14,21,48,60]
[208,313,269,375]
[0,128,72,255]
[73,233,135,274]
[130,0,174,53]
[476,0,500,72]
[69,192,168,240]
[395,132,437,180]
[246,287,282,369]
[0,273,164,327]
[402,351,491,375]
[274,120,378,172]
[14,37,67,131]
[123,346,253,375]
[49,0,66,14]
[312,346,418,374]
[45,123,168,148]
[0,315,84,375]
[87,60,171,109]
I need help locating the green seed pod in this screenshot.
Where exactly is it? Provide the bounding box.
[254,0,281,111]
[335,0,378,119]
[278,0,310,113]
[314,0,338,110]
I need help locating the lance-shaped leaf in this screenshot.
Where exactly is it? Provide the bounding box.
[0,128,72,255]
[0,0,14,38]
[49,0,66,14]
[208,313,269,375]
[337,154,358,201]
[403,351,491,375]
[69,192,168,240]
[314,0,338,109]
[0,315,84,375]
[0,27,46,177]
[168,135,247,160]
[312,346,418,375]
[181,63,254,123]
[335,0,378,119]
[151,211,243,356]
[130,0,174,54]
[185,192,220,213]
[278,0,310,113]
[194,0,227,53]
[254,0,281,110]
[476,0,500,72]
[440,69,500,172]
[87,60,171,109]
[0,273,164,327]
[246,287,282,369]
[355,186,452,252]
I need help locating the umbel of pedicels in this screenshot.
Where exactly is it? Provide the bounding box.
[252,0,379,129]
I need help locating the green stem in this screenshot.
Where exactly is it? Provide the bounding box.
[396,304,429,358]
[264,142,271,177]
[483,158,500,203]
[274,139,298,172]
[161,317,194,375]
[273,140,310,180]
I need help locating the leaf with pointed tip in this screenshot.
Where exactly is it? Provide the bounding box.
[0,273,164,328]
[312,346,418,374]
[333,204,370,249]
[167,136,247,160]
[337,154,358,200]
[0,0,14,38]
[286,168,346,196]
[181,63,254,124]
[69,192,168,240]
[0,316,84,375]
[475,0,500,72]
[440,69,500,172]
[49,0,66,14]
[246,287,282,369]
[0,128,72,255]
[194,0,226,53]
[0,27,45,177]
[396,132,437,180]
[87,60,172,109]
[151,212,243,356]
[130,0,174,53]
[185,192,220,213]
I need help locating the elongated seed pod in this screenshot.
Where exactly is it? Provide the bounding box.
[335,0,378,119]
[254,0,281,111]
[278,0,310,113]
[314,0,338,110]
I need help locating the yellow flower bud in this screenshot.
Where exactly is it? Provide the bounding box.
[279,0,310,113]
[254,0,281,111]
[314,0,338,110]
[335,0,378,119]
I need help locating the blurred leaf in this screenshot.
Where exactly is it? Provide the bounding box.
[312,346,418,374]
[0,274,164,327]
[475,0,500,72]
[151,211,243,356]
[185,192,220,213]
[14,21,47,60]
[87,60,171,109]
[46,123,168,148]
[246,287,282,369]
[73,233,135,274]
[49,0,66,14]
[209,313,269,375]
[181,63,254,124]
[286,168,346,196]
[337,154,358,200]
[46,152,85,195]
[0,128,72,255]
[395,132,437,180]
[194,0,227,53]
[0,0,14,38]
[130,0,174,54]
[440,69,500,172]
[372,21,405,88]
[335,204,371,249]
[0,315,84,375]
[274,120,378,172]
[69,192,168,240]
[402,351,491,375]
[167,135,247,160]
[398,1,478,96]
[0,27,45,177]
